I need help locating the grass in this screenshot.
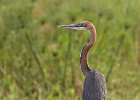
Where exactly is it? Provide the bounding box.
[0,0,140,99]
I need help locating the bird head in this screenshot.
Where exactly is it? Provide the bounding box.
[59,21,94,31]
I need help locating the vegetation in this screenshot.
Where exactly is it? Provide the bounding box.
[0,0,140,99]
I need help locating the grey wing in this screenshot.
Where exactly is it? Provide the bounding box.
[82,69,106,100]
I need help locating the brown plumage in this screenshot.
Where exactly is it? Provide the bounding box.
[59,21,107,100]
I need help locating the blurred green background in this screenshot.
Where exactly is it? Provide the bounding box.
[0,0,140,100]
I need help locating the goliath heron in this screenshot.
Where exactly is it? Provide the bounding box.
[59,21,106,100]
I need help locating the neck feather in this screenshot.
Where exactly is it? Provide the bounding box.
[80,28,96,76]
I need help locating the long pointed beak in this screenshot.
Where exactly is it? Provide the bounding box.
[59,23,85,30]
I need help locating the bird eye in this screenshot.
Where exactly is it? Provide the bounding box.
[82,24,86,27]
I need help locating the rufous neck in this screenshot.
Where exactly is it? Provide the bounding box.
[80,28,96,76]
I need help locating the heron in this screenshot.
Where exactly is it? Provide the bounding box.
[59,21,106,100]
